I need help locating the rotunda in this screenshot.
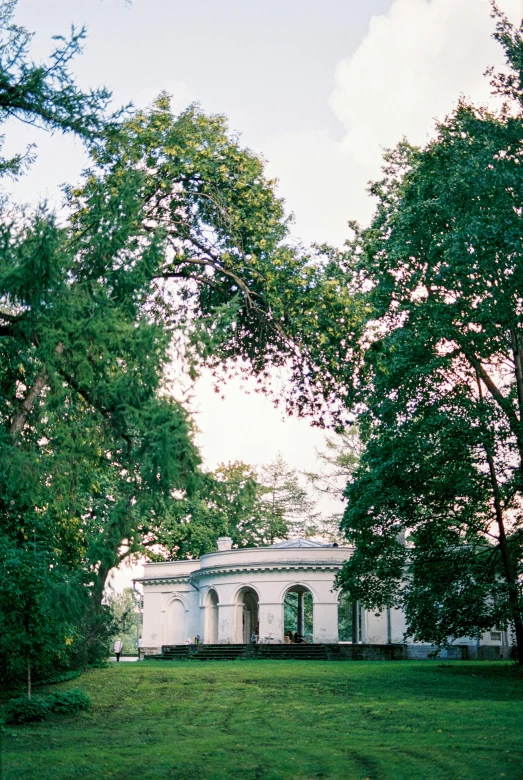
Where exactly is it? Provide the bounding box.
[138,536,513,659]
[139,536,401,651]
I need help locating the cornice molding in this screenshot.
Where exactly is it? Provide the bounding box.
[138,560,344,588]
[191,561,343,579]
[135,575,193,586]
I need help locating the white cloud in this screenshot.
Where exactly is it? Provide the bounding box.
[264,0,522,247]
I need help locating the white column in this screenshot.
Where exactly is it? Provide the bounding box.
[217,604,236,644]
[297,592,305,638]
[390,607,408,644]
[199,604,206,642]
[258,602,284,644]
[313,602,339,644]
[360,606,367,644]
[311,581,340,644]
[366,610,388,643]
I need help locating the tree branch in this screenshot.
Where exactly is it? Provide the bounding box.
[9,343,65,438]
[462,347,523,449]
[9,366,49,437]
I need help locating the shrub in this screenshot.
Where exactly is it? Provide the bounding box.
[5,688,91,724]
[46,688,91,714]
[5,696,49,724]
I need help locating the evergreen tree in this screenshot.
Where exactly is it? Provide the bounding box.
[258,453,319,540]
[0,0,129,688]
[142,457,320,557]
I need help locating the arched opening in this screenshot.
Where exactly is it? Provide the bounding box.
[284,585,313,643]
[235,587,259,644]
[166,598,186,645]
[205,588,219,644]
[338,594,362,643]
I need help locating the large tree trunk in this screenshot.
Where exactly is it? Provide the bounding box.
[91,561,112,609]
[494,506,523,664]
[487,453,522,663]
[478,373,522,663]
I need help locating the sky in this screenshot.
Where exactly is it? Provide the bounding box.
[6,0,522,589]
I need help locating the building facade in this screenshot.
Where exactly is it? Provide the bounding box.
[138,537,513,658]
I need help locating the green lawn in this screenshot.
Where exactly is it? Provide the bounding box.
[2,661,523,780]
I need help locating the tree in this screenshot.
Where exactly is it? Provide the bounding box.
[336,5,523,660]
[49,94,360,588]
[0,0,118,177]
[107,587,142,656]
[0,540,84,695]
[141,462,271,557]
[1,0,372,692]
[213,461,288,547]
[0,58,302,608]
[306,428,362,499]
[0,0,133,687]
[258,454,319,540]
[66,94,360,427]
[142,457,320,559]
[304,427,362,541]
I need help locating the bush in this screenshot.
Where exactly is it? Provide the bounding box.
[5,696,49,724]
[5,688,91,723]
[46,688,91,714]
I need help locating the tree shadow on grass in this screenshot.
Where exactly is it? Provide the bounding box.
[401,662,523,700]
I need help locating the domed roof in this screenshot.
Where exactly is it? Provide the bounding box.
[269,538,327,549]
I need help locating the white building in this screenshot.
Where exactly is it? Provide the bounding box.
[138,537,513,659]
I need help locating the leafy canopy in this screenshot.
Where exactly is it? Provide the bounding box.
[336,4,523,656]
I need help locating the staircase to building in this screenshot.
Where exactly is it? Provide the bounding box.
[153,644,328,661]
[147,643,407,661]
[254,644,328,660]
[161,644,247,661]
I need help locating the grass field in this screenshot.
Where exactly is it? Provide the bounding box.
[2,660,523,780]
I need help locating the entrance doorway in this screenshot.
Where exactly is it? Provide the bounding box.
[235,587,259,643]
[284,586,313,643]
[205,588,219,644]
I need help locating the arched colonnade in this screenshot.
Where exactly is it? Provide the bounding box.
[197,581,363,645]
[139,540,374,650]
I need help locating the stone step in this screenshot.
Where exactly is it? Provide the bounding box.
[159,643,329,661]
[191,650,243,658]
[147,643,408,662]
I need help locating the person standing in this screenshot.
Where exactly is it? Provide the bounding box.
[113,638,123,662]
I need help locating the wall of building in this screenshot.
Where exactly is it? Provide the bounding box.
[141,560,201,654]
